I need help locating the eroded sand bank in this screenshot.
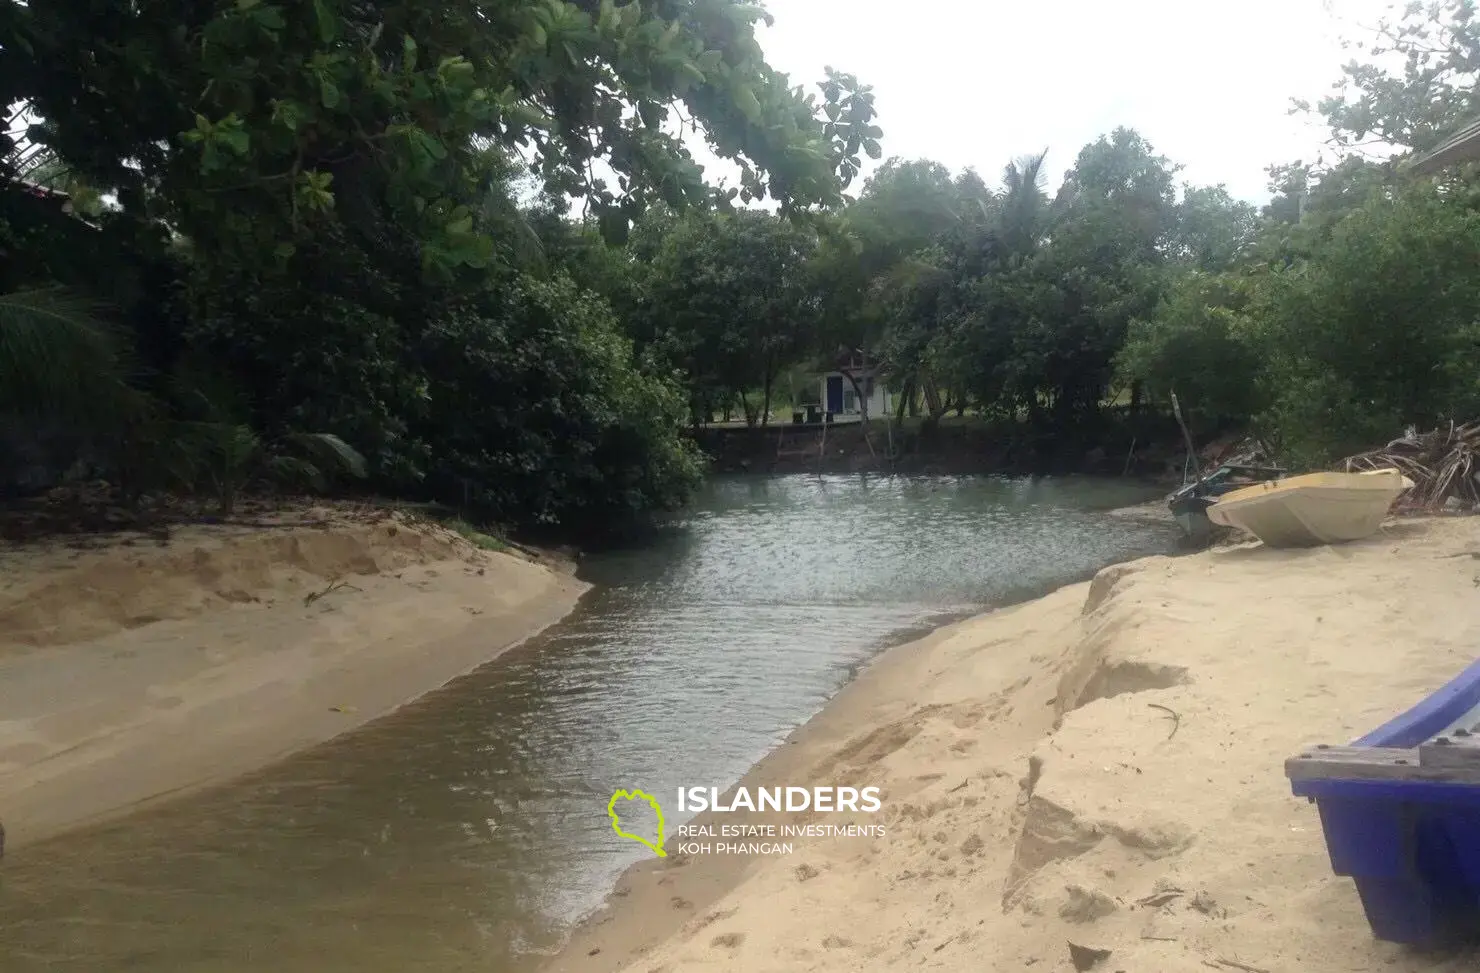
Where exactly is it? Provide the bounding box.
[0,508,587,848]
[549,517,1480,973]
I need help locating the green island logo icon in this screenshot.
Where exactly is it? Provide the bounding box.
[608,788,667,858]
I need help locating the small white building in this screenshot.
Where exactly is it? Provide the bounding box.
[820,368,892,419]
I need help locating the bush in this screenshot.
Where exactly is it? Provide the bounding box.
[1116,270,1266,426]
[1254,187,1480,463]
[411,273,704,534]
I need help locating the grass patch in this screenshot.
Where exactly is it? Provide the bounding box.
[446,518,509,552]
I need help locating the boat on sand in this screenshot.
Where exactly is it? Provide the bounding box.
[1207,468,1414,547]
[1167,462,1286,542]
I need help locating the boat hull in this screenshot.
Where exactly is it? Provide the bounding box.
[1169,494,1216,541]
[1165,463,1287,541]
[1206,470,1413,547]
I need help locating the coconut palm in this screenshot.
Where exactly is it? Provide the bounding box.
[998,149,1051,259]
[0,286,143,422]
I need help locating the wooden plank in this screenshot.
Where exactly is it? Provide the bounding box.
[1285,744,1480,784]
[1418,735,1480,771]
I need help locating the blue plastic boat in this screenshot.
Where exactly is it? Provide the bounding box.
[1286,656,1480,946]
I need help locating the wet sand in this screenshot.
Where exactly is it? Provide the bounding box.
[0,508,587,848]
[545,517,1480,973]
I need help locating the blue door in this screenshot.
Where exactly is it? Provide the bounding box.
[825,375,844,413]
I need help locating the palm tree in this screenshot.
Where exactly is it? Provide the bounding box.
[998,149,1051,259]
[0,286,142,422]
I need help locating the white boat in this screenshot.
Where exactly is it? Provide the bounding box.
[1206,468,1414,548]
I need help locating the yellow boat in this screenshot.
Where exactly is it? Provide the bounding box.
[1206,468,1415,548]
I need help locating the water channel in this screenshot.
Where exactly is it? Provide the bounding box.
[0,474,1177,972]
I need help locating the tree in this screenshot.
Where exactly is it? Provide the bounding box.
[1255,183,1480,462]
[2,0,878,533]
[1167,185,1259,271]
[987,128,1178,420]
[1301,0,1480,155]
[647,209,820,425]
[1115,271,1266,426]
[809,160,998,432]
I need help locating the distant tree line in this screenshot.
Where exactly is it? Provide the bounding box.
[4,0,1480,536]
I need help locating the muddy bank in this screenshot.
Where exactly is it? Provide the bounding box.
[0,506,587,848]
[545,517,1480,973]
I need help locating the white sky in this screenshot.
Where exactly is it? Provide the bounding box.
[680,0,1402,203]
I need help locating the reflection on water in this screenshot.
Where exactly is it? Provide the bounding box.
[0,475,1175,971]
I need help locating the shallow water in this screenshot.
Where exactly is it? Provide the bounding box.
[0,474,1176,971]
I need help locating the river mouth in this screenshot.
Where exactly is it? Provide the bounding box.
[0,474,1176,972]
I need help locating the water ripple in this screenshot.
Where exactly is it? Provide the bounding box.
[0,474,1174,972]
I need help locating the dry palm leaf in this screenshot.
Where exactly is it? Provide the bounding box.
[1341,421,1480,511]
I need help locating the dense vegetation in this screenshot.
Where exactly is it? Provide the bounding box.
[4,0,1480,536]
[609,0,1480,470]
[0,0,878,535]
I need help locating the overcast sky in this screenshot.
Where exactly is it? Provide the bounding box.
[680,0,1401,203]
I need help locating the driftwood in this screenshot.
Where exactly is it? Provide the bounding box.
[1342,420,1480,511]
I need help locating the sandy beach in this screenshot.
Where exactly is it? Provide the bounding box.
[548,517,1480,973]
[0,506,587,849]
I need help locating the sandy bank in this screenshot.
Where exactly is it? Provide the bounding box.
[0,507,587,848]
[548,517,1480,973]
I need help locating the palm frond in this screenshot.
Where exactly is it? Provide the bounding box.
[1341,420,1480,510]
[0,286,137,422]
[264,455,327,491]
[282,432,368,479]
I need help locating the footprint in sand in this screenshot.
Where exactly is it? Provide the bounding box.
[710,932,745,949]
[687,906,737,935]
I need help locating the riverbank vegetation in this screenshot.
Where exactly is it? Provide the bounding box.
[0,0,877,539]
[4,1,1480,537]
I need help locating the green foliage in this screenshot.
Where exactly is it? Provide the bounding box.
[410,273,704,531]
[179,423,368,516]
[12,0,877,261]
[1299,0,1480,152]
[645,209,820,424]
[446,519,509,552]
[3,0,872,534]
[0,286,142,424]
[1254,184,1480,463]
[1116,272,1266,424]
[12,0,1480,528]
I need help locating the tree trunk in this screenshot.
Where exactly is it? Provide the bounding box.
[839,349,876,459]
[760,370,774,428]
[924,383,948,422]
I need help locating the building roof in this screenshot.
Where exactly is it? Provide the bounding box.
[1409,117,1480,175]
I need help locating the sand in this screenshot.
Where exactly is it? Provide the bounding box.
[547,517,1480,973]
[0,507,587,848]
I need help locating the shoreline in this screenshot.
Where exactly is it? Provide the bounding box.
[0,507,589,849]
[543,516,1480,973]
[540,606,1006,969]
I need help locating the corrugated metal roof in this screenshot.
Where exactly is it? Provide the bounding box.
[1409,117,1480,174]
